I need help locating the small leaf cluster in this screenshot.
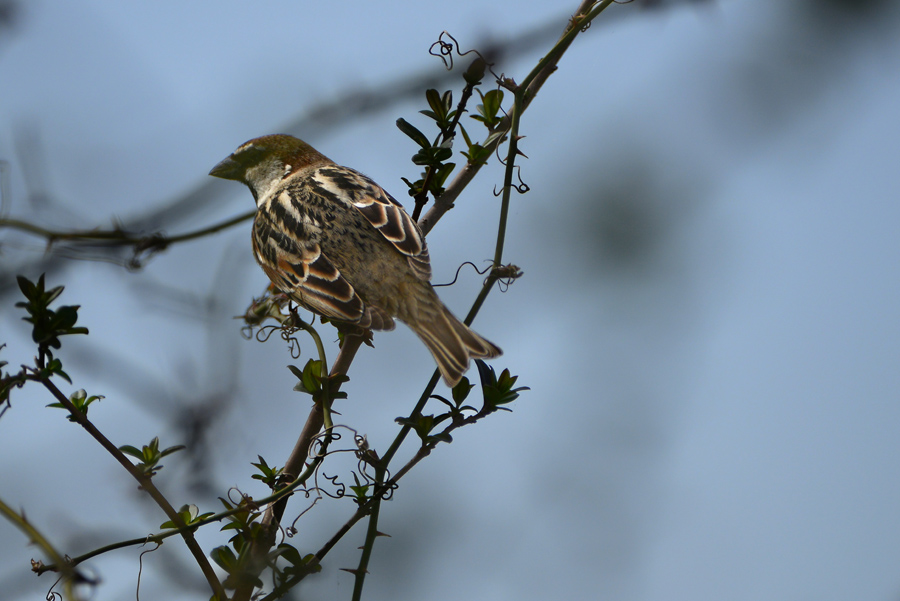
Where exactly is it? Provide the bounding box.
[288,359,349,406]
[471,88,505,128]
[397,55,511,209]
[119,436,185,478]
[398,362,528,448]
[211,541,262,591]
[212,495,266,590]
[47,389,104,422]
[397,108,456,199]
[396,411,455,446]
[212,495,320,592]
[397,377,477,445]
[3,276,91,406]
[15,275,88,366]
[475,360,529,414]
[461,89,506,166]
[348,472,371,506]
[251,455,284,490]
[160,504,214,530]
[271,544,321,590]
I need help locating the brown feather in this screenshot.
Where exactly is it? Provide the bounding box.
[212,134,501,384]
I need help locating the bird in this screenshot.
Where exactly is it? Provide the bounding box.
[209,134,500,387]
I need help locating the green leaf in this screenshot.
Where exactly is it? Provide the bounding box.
[485,130,506,147]
[251,455,283,488]
[396,118,431,149]
[431,163,456,192]
[349,484,370,501]
[425,89,446,120]
[472,89,505,128]
[118,436,183,477]
[430,394,453,409]
[15,274,89,363]
[414,414,435,440]
[452,377,474,405]
[289,360,347,405]
[426,432,453,444]
[54,305,79,330]
[45,285,64,306]
[44,358,72,383]
[461,143,491,167]
[412,145,453,167]
[160,504,210,529]
[421,89,455,129]
[272,543,302,566]
[47,388,104,421]
[275,545,322,577]
[459,124,495,167]
[159,444,186,459]
[475,360,529,414]
[119,445,144,460]
[350,472,370,503]
[210,545,238,571]
[459,124,473,146]
[16,275,36,301]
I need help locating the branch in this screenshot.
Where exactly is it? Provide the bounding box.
[0,495,89,601]
[260,395,501,600]
[338,6,620,598]
[34,458,331,576]
[33,376,227,601]
[231,334,365,601]
[418,0,619,236]
[0,210,255,268]
[350,487,382,601]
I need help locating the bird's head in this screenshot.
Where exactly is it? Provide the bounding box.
[209,134,328,204]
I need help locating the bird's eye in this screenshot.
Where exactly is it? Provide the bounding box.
[236,144,267,162]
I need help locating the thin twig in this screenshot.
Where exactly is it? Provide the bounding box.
[262,398,497,599]
[33,376,227,600]
[0,495,87,601]
[350,485,382,601]
[419,0,618,236]
[0,210,255,256]
[345,6,619,599]
[34,458,329,576]
[231,334,365,601]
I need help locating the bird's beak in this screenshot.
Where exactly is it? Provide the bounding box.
[209,155,244,181]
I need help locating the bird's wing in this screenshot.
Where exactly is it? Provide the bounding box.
[312,166,432,281]
[252,212,367,323]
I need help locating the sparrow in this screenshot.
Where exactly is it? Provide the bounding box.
[210,134,500,386]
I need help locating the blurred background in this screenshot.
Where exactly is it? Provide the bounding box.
[1,0,899,599]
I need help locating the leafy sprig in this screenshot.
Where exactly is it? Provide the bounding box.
[15,274,88,369]
[119,436,186,478]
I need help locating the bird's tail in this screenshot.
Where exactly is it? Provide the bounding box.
[410,302,501,387]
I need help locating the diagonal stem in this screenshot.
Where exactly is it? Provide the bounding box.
[231,333,364,601]
[35,376,227,600]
